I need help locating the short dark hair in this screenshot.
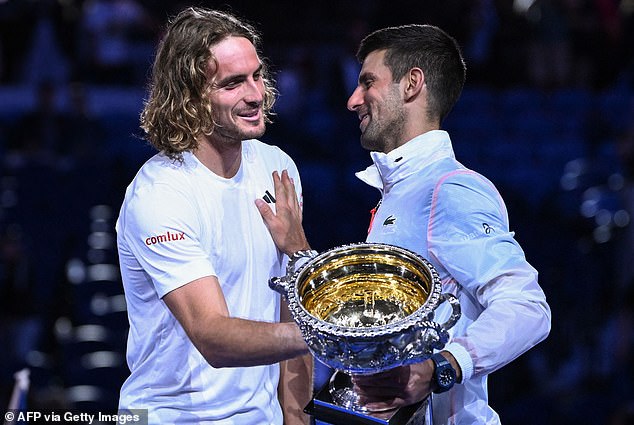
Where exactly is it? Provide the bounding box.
[357,24,466,123]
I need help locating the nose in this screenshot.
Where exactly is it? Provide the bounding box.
[347,86,362,112]
[244,78,264,105]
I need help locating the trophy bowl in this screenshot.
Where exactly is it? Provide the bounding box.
[270,242,460,375]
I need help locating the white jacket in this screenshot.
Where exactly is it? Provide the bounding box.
[356,130,551,424]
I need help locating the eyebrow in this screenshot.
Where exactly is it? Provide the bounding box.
[358,71,376,85]
[215,63,263,88]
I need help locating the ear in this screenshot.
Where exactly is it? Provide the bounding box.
[403,67,424,102]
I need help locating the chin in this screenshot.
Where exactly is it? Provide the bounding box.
[238,124,266,140]
[247,127,266,140]
[360,138,379,152]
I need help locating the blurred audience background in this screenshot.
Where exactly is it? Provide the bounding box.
[0,0,633,423]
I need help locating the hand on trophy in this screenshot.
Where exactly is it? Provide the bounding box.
[351,362,433,412]
[256,170,311,256]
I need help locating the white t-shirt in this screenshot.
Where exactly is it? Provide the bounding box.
[116,140,302,424]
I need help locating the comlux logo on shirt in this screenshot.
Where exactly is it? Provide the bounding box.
[145,231,186,246]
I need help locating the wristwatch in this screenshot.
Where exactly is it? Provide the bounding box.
[430,352,456,393]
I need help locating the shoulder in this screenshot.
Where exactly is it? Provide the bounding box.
[428,168,511,242]
[121,155,198,224]
[127,153,198,195]
[244,139,293,160]
[436,168,501,201]
[244,139,299,171]
[431,168,507,220]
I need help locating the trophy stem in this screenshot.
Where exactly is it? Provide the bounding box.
[312,369,430,424]
[328,371,368,413]
[328,371,398,414]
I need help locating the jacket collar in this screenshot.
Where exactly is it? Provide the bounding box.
[355,130,455,192]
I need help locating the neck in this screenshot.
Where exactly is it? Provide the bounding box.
[391,122,439,153]
[383,101,438,153]
[194,136,242,178]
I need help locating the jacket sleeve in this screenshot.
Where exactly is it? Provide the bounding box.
[427,170,551,379]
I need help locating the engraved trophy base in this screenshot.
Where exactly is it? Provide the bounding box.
[306,371,430,425]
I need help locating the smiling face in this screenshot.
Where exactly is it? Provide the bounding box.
[347,49,406,153]
[207,36,266,146]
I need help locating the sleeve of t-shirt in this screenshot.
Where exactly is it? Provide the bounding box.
[121,181,216,298]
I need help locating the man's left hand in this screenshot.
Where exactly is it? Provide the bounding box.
[256,170,310,256]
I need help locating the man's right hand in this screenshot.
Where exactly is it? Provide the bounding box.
[352,361,434,411]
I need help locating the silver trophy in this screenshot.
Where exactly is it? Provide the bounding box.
[270,243,461,425]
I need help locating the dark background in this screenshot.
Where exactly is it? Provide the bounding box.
[1,0,633,423]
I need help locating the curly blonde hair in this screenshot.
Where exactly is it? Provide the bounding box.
[140,7,277,160]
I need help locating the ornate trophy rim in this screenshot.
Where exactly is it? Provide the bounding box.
[286,242,444,339]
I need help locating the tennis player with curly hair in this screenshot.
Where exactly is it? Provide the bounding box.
[116,7,312,424]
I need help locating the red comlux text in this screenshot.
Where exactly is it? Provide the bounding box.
[145,231,186,246]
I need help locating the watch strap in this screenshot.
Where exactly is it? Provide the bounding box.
[431,352,450,369]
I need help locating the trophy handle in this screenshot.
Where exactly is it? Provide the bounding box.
[268,275,290,298]
[438,293,461,331]
[269,249,318,299]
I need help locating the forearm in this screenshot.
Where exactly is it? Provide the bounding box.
[434,238,551,380]
[194,316,309,368]
[448,295,551,380]
[279,353,313,425]
[163,277,310,368]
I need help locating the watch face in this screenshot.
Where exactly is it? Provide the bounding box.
[438,369,455,386]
